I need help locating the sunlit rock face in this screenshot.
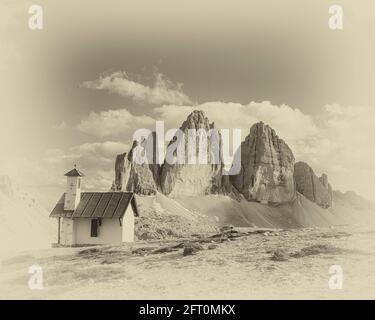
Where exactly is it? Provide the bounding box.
[115,110,225,196]
[294,161,333,208]
[230,122,296,204]
[160,110,225,196]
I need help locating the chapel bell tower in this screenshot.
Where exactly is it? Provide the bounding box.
[63,165,84,211]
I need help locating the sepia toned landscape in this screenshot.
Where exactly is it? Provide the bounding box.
[1,224,375,299]
[1,1,375,300]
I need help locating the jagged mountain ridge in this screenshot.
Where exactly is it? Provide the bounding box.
[114,110,373,218]
[294,161,333,208]
[159,110,225,196]
[115,110,230,196]
[230,122,296,204]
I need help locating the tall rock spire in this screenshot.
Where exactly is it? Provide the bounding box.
[294,162,333,208]
[160,110,224,196]
[230,122,296,204]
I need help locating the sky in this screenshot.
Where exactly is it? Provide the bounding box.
[1,0,375,206]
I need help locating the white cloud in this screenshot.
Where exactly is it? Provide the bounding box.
[70,141,130,158]
[153,101,375,201]
[44,141,129,176]
[81,71,192,106]
[304,104,375,199]
[154,101,318,147]
[0,141,130,208]
[44,141,129,173]
[77,108,155,138]
[7,99,374,203]
[53,121,68,130]
[73,101,375,201]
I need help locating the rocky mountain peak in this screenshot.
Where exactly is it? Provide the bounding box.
[113,111,337,209]
[294,161,333,208]
[114,134,159,195]
[114,110,224,196]
[159,110,224,196]
[230,122,296,204]
[181,110,211,130]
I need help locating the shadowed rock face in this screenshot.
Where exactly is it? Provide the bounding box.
[114,138,159,195]
[114,153,126,191]
[115,110,226,196]
[115,115,296,202]
[294,161,332,208]
[114,111,337,208]
[160,110,225,196]
[230,122,296,204]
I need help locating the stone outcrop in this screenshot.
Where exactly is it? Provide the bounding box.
[114,138,159,195]
[230,122,296,204]
[160,110,224,196]
[114,110,337,209]
[294,161,332,208]
[115,110,230,196]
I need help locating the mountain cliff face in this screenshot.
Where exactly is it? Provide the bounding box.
[113,110,351,210]
[114,138,159,195]
[115,110,227,196]
[160,110,224,196]
[230,122,296,204]
[294,161,333,208]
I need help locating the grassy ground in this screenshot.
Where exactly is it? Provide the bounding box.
[1,225,375,299]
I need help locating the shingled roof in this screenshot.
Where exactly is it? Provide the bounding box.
[50,192,139,219]
[64,168,85,177]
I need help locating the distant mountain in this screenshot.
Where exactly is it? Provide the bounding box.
[160,110,225,196]
[230,121,295,204]
[114,110,375,228]
[328,190,375,225]
[0,175,55,252]
[294,161,333,208]
[333,190,375,211]
[115,110,230,196]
